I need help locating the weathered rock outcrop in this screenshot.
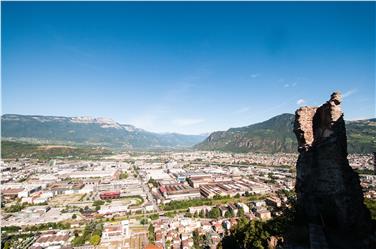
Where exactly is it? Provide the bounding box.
[294,92,374,248]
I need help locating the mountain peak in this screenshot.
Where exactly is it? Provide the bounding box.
[71,116,121,129]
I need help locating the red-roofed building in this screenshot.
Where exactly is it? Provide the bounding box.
[99,191,120,200]
[1,188,24,201]
[144,244,162,249]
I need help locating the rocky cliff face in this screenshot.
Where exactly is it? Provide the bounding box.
[294,92,374,248]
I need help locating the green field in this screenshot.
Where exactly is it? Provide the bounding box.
[1,140,113,160]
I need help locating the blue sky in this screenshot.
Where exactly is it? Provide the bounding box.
[2,2,375,134]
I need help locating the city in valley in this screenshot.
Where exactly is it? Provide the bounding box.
[1,151,375,249]
[2,1,375,249]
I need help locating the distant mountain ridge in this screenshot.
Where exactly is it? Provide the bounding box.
[1,114,207,149]
[195,113,376,154]
[3,114,375,153]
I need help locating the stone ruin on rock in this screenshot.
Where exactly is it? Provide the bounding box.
[293,92,374,248]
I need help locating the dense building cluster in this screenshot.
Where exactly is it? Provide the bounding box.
[1,150,374,249]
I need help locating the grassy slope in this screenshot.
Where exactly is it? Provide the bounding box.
[196,114,376,154]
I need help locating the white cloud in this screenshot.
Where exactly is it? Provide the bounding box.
[129,114,157,130]
[348,117,370,121]
[296,99,306,105]
[283,82,297,88]
[251,73,260,78]
[172,118,205,126]
[234,107,250,114]
[342,89,357,98]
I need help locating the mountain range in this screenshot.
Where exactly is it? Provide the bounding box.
[2,113,375,153]
[195,113,376,154]
[1,114,207,150]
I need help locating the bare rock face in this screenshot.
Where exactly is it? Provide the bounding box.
[294,92,374,248]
